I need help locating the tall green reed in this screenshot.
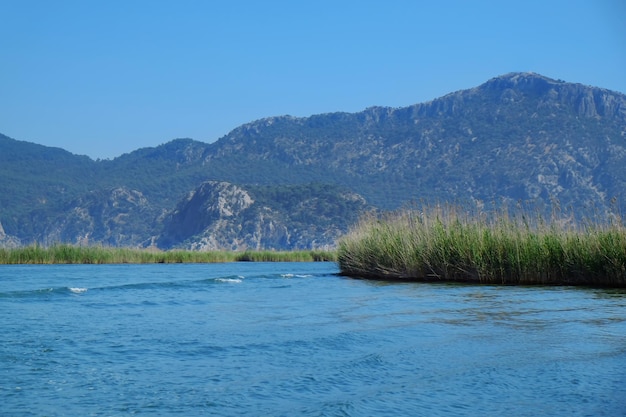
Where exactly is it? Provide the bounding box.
[337,204,626,287]
[0,244,336,265]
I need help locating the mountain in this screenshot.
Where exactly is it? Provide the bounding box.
[1,72,625,249]
[206,72,626,209]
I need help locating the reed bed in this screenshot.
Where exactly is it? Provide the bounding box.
[0,245,336,265]
[337,205,626,287]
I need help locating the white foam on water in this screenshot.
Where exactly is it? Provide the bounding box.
[281,273,312,278]
[68,287,88,294]
[215,278,242,283]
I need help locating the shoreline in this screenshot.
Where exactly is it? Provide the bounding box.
[0,245,336,265]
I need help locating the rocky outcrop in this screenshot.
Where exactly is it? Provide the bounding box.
[0,221,21,248]
[157,181,369,250]
[41,187,160,247]
[156,181,255,249]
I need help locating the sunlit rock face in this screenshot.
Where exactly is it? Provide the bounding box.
[157,181,368,251]
[0,221,21,248]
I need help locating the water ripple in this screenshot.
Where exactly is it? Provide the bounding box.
[1,263,625,416]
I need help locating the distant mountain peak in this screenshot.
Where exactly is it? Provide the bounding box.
[494,71,561,82]
[477,72,564,94]
[481,72,624,96]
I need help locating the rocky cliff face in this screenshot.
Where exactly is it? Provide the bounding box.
[41,187,161,247]
[157,181,256,250]
[18,180,368,251]
[0,221,21,248]
[157,181,368,251]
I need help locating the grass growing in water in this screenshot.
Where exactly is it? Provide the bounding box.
[0,245,336,265]
[337,205,626,287]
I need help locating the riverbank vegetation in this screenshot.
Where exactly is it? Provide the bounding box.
[0,245,336,265]
[337,205,626,287]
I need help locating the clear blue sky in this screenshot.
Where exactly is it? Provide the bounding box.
[2,0,624,160]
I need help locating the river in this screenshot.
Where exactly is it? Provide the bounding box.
[1,263,625,416]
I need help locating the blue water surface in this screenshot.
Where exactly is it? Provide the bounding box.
[1,262,625,416]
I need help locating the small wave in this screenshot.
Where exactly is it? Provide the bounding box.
[68,287,88,294]
[215,278,243,284]
[281,273,312,278]
[1,286,82,299]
